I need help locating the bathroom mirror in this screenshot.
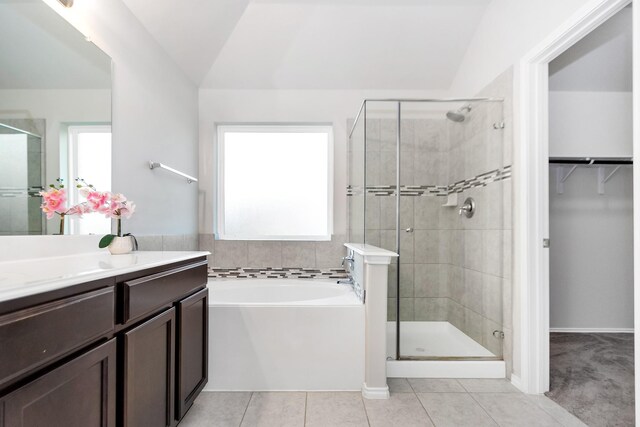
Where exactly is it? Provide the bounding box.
[0,0,112,235]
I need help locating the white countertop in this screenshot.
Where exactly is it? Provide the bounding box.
[344,243,398,258]
[0,251,210,303]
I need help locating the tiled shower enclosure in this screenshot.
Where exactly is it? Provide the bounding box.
[348,99,510,361]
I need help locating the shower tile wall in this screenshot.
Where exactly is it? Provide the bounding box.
[0,119,45,235]
[477,67,514,375]
[363,117,449,325]
[444,99,508,357]
[360,104,508,358]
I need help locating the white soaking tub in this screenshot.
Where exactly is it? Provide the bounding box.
[206,279,365,391]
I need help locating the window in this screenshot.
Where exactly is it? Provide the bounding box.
[217,125,333,241]
[67,125,112,235]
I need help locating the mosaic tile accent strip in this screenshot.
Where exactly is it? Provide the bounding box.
[208,267,349,280]
[347,165,511,197]
[448,165,511,194]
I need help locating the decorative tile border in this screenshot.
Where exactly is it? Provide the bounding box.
[347,165,511,197]
[448,165,511,194]
[208,267,349,279]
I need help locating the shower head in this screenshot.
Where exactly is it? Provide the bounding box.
[446,104,472,122]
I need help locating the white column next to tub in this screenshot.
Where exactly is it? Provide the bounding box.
[345,243,398,400]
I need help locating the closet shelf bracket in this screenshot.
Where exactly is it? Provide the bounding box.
[556,165,577,194]
[597,165,622,194]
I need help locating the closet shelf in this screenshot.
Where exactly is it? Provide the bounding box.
[551,157,632,194]
[549,157,632,165]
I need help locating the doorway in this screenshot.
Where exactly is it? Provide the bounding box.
[546,8,634,423]
[517,0,638,423]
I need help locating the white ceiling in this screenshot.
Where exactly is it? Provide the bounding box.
[123,0,491,90]
[0,0,111,89]
[550,6,632,92]
[121,0,251,84]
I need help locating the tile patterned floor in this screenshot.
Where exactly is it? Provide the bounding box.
[178,379,587,427]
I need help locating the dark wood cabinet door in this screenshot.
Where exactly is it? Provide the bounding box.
[175,288,208,420]
[0,339,117,427]
[123,308,175,427]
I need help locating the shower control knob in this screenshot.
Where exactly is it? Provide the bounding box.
[458,197,476,218]
[404,228,413,233]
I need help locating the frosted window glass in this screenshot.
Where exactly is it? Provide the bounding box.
[219,127,331,240]
[71,128,112,235]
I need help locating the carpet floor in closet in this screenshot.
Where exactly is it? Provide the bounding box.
[546,332,634,427]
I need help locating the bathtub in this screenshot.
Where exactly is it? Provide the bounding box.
[205,279,365,391]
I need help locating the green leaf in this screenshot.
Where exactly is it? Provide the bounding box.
[99,234,117,248]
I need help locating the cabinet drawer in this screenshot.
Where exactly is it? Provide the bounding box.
[121,261,207,324]
[0,287,115,389]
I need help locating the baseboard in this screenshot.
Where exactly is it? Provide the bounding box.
[361,383,389,400]
[549,327,634,333]
[387,360,505,378]
[510,374,524,392]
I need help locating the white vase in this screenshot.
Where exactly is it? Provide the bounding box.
[108,236,134,255]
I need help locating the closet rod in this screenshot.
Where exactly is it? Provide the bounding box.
[549,157,633,165]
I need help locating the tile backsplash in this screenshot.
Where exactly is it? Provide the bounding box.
[208,267,348,279]
[136,234,199,251]
[198,234,348,269]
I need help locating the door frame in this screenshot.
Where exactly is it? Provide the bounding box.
[515,0,635,404]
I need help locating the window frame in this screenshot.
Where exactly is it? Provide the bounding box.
[216,124,334,241]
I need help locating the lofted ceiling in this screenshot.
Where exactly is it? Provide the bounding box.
[121,0,252,84]
[550,6,632,92]
[122,0,491,90]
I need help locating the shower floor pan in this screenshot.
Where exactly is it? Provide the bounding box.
[386,321,506,378]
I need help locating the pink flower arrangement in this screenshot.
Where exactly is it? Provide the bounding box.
[40,178,135,238]
[79,187,136,238]
[40,179,93,234]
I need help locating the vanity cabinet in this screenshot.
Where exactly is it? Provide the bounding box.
[0,256,208,427]
[0,339,117,427]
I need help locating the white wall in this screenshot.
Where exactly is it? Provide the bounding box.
[0,89,111,233]
[198,89,446,236]
[549,166,634,330]
[549,91,633,158]
[41,0,199,235]
[0,89,111,183]
[450,0,590,96]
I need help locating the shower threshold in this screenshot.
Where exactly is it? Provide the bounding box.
[386,321,506,379]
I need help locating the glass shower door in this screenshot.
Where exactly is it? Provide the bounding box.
[348,108,366,244]
[397,99,506,360]
[0,121,44,235]
[352,99,506,361]
[397,103,449,359]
